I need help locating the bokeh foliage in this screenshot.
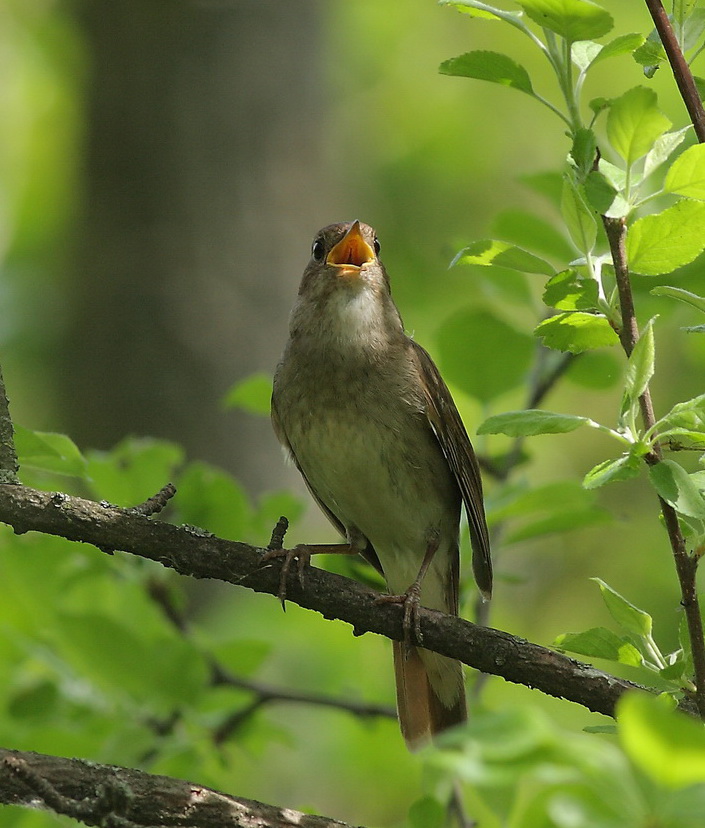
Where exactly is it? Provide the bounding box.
[3,1,705,826]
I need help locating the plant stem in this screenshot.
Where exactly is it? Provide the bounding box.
[645,0,705,142]
[603,214,705,718]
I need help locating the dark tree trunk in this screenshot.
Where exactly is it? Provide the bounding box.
[64,0,326,494]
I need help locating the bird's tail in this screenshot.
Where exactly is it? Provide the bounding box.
[393,641,467,751]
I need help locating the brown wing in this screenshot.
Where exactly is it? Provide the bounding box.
[410,341,493,600]
[271,397,384,576]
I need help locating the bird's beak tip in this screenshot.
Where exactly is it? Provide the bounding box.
[326,221,375,270]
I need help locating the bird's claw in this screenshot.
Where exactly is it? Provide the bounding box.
[375,583,423,647]
[260,544,312,609]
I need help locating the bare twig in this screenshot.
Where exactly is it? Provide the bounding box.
[130,483,177,517]
[211,664,396,734]
[0,748,356,828]
[267,515,289,550]
[644,0,705,142]
[0,482,679,719]
[473,344,574,657]
[0,366,19,485]
[602,214,705,718]
[147,575,396,742]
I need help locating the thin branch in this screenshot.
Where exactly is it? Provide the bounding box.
[0,366,19,485]
[130,483,177,517]
[146,575,396,744]
[473,345,574,641]
[0,748,357,828]
[602,214,705,719]
[643,0,705,716]
[211,665,397,719]
[644,0,705,143]
[0,483,681,719]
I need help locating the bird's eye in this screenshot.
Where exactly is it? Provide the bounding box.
[373,237,381,256]
[312,239,325,261]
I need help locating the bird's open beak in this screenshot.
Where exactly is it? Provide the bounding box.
[326,221,375,271]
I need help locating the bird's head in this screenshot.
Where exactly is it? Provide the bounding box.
[299,220,390,297]
[291,220,401,347]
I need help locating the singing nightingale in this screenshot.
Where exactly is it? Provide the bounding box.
[270,220,492,749]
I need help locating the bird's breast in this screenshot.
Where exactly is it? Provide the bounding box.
[273,342,461,567]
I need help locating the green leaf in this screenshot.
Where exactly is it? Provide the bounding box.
[439,0,525,25]
[8,680,60,722]
[439,51,533,94]
[54,612,207,708]
[683,9,705,52]
[570,127,598,177]
[592,578,652,637]
[436,310,533,403]
[477,409,589,437]
[505,506,610,542]
[620,317,656,423]
[583,453,642,488]
[660,427,705,447]
[491,479,599,521]
[554,627,643,666]
[223,372,272,415]
[408,796,446,828]
[660,655,688,682]
[542,269,599,311]
[571,40,602,73]
[695,75,705,102]
[664,143,705,199]
[14,425,87,478]
[589,96,611,117]
[597,158,627,190]
[643,129,689,179]
[649,459,705,519]
[566,350,621,389]
[587,32,645,68]
[176,461,254,541]
[619,692,705,788]
[652,285,705,315]
[516,0,613,42]
[254,489,306,538]
[606,86,671,164]
[627,199,705,275]
[658,393,705,433]
[520,170,564,208]
[561,173,597,253]
[632,39,667,72]
[584,170,630,217]
[86,437,184,507]
[535,312,619,353]
[493,207,574,260]
[451,238,554,275]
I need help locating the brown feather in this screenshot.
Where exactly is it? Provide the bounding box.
[271,221,491,750]
[393,642,467,751]
[410,341,493,600]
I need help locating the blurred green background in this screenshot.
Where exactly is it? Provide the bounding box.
[2,1,705,826]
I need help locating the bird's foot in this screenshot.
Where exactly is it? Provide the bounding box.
[260,543,312,609]
[261,518,357,609]
[375,582,423,647]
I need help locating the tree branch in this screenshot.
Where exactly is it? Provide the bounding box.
[644,0,705,143]
[0,748,359,828]
[602,214,705,718]
[145,576,396,746]
[0,483,670,719]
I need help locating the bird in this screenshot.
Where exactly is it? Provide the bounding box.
[269,220,492,749]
